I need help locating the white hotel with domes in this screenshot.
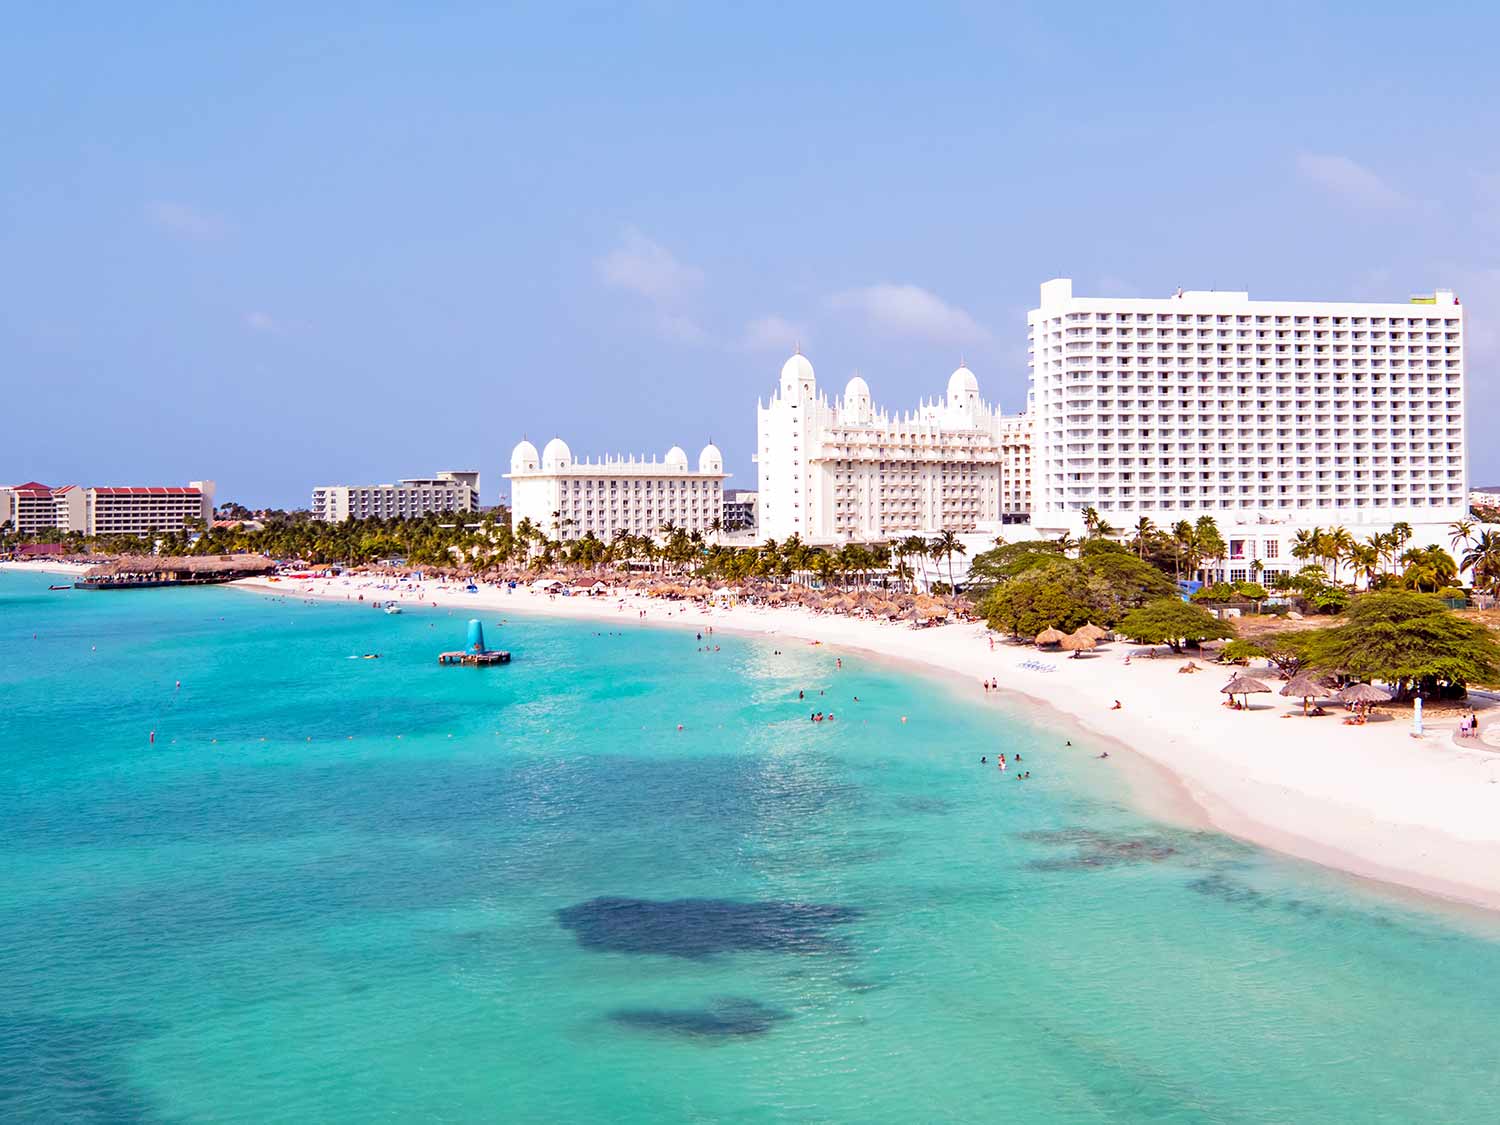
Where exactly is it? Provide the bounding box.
[506,436,727,541]
[754,351,1032,543]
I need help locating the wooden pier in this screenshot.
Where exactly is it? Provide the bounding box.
[438,649,511,666]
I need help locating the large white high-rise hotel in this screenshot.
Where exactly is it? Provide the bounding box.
[1029,279,1466,528]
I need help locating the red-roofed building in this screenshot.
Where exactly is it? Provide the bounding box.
[1,482,61,535]
[2,480,215,537]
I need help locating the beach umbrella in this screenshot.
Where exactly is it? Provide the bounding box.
[1035,627,1065,647]
[1220,673,1271,710]
[1337,683,1392,705]
[1059,631,1097,658]
[1076,622,1109,642]
[1337,681,1392,723]
[1280,672,1329,716]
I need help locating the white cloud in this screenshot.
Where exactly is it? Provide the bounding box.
[147,200,228,240]
[244,311,278,333]
[741,314,805,352]
[596,228,703,303]
[1296,153,1406,210]
[828,283,990,344]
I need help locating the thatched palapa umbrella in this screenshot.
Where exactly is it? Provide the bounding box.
[1076,622,1109,642]
[1336,681,1391,723]
[1220,672,1271,710]
[1280,672,1330,717]
[1337,682,1392,704]
[1035,627,1065,647]
[1059,630,1097,658]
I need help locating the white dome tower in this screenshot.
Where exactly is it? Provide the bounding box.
[541,437,572,471]
[842,374,872,424]
[510,439,540,473]
[698,443,724,474]
[946,363,981,425]
[779,351,816,400]
[664,445,689,471]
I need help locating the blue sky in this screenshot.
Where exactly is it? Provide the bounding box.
[3,2,1497,506]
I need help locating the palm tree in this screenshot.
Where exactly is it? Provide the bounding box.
[1390,521,1413,559]
[1399,544,1459,593]
[929,530,965,592]
[1131,516,1156,559]
[901,534,930,591]
[1449,517,1477,555]
[1194,515,1225,584]
[1171,520,1193,582]
[1291,527,1319,571]
[708,516,724,547]
[1347,542,1381,588]
[1462,530,1500,594]
[1324,526,1353,582]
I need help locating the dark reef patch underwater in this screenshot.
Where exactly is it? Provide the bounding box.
[556,896,862,958]
[608,998,792,1039]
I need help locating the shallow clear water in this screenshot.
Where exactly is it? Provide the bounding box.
[4,570,1500,1123]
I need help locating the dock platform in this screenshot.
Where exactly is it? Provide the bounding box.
[438,650,511,666]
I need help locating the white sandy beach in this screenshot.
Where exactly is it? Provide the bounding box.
[222,568,1500,913]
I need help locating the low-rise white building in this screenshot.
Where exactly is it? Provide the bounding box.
[311,471,479,522]
[506,438,727,541]
[722,489,759,534]
[755,353,1032,543]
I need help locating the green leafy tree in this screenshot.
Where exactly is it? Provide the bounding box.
[1301,591,1500,700]
[1116,598,1234,653]
[965,539,1066,585]
[1191,582,1236,605]
[1079,550,1178,620]
[979,561,1099,638]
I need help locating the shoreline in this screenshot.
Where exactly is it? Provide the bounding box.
[12,559,1500,915]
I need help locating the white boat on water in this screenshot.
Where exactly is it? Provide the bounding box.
[384,603,402,615]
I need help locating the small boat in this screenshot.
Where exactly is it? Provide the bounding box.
[49,584,72,591]
[384,603,403,615]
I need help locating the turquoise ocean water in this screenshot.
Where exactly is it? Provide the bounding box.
[4,569,1500,1123]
